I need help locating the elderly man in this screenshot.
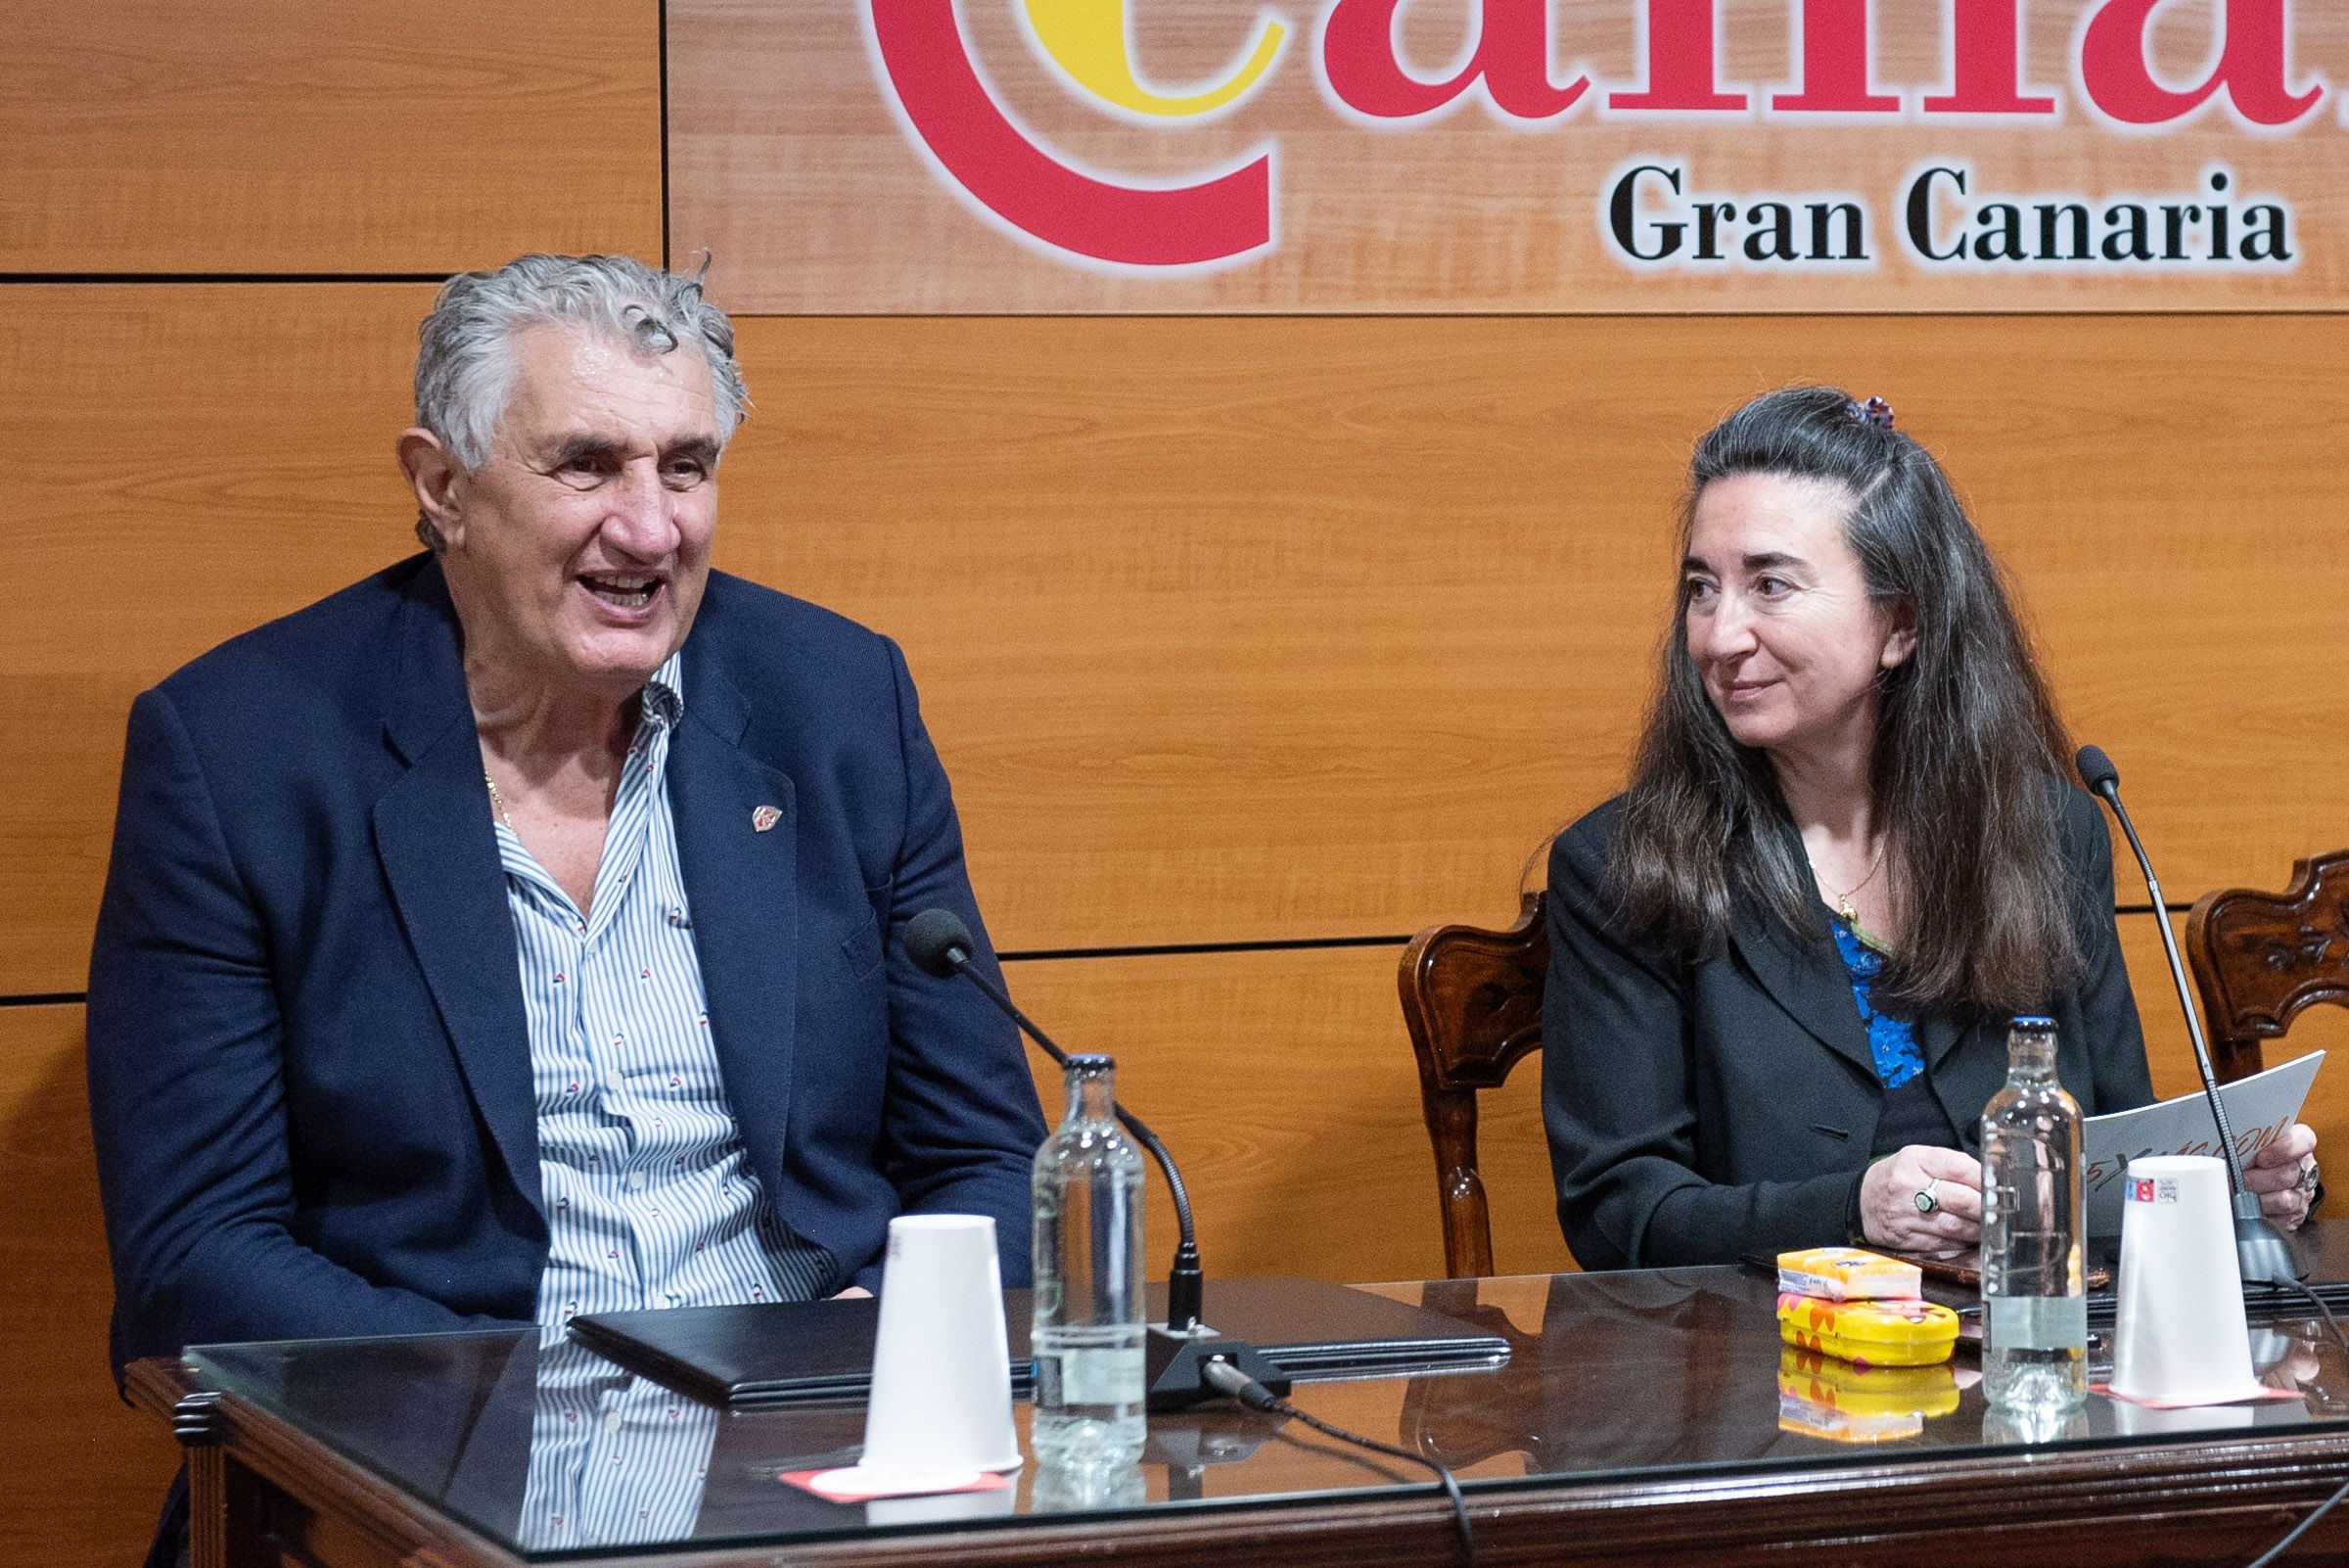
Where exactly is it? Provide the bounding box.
[87,254,1045,1383]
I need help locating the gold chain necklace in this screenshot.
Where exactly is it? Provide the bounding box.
[484,771,515,830]
[1811,839,1886,928]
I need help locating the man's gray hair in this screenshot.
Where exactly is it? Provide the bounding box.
[411,254,750,551]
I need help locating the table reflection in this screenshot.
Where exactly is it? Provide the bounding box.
[1031,1453,1148,1512]
[519,1336,718,1550]
[1387,1269,2342,1474]
[179,1243,2349,1560]
[1141,1409,1282,1501]
[1399,1269,1787,1472]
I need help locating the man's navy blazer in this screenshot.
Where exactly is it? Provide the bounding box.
[87,555,1046,1376]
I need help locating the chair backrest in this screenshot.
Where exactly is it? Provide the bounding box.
[2186,850,2349,1082]
[1398,892,1548,1278]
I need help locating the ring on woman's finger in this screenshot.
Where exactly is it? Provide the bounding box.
[1914,1177,1942,1216]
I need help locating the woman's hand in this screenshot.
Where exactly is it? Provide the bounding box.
[2243,1123,2320,1230]
[1860,1146,1984,1253]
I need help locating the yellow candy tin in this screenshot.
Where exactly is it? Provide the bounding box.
[1775,1291,1959,1368]
[1774,1245,1922,1302]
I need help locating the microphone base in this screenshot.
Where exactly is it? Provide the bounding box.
[2234,1206,2307,1286]
[1143,1324,1291,1413]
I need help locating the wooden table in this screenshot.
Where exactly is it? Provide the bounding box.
[134,1236,2349,1568]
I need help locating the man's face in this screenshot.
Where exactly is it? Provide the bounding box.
[434,324,721,701]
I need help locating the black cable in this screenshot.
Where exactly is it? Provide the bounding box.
[2240,1277,2349,1568]
[1201,1360,1477,1568]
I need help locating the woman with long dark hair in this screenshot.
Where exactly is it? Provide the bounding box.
[1543,387,2316,1269]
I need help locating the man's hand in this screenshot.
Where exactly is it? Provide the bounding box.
[830,1285,874,1300]
[1860,1146,1985,1253]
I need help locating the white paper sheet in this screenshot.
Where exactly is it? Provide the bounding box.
[2081,1051,2323,1236]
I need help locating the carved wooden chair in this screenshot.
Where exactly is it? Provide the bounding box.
[2186,851,2349,1083]
[1398,892,1549,1278]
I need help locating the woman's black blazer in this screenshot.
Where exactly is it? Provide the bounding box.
[1542,787,2156,1270]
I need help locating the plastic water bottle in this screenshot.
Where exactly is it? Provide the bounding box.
[1980,1014,2088,1416]
[1031,1053,1146,1465]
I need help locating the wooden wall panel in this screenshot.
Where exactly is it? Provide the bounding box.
[0,285,433,996]
[0,1,661,274]
[0,1004,180,1568]
[1007,945,1576,1286]
[722,312,2349,951]
[11,306,2349,992]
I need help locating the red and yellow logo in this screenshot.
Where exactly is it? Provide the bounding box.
[865,0,2328,273]
[866,0,1283,268]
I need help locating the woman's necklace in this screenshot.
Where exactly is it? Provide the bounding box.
[1811,838,1886,930]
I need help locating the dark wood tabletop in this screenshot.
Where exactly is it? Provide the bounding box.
[132,1227,2349,1568]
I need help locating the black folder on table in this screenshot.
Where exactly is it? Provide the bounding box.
[571,1277,1510,1407]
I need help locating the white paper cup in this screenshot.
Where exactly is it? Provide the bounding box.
[2109,1155,2261,1405]
[858,1214,1022,1477]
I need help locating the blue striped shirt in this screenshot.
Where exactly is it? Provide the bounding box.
[496,654,835,1328]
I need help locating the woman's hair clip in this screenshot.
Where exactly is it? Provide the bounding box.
[1850,395,1896,431]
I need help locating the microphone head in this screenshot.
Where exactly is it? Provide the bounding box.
[903,908,976,978]
[2075,744,2121,797]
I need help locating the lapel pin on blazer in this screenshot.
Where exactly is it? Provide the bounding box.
[752,805,782,833]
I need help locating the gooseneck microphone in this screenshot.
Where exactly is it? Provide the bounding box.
[903,908,1291,1408]
[2076,745,2304,1285]
[904,907,1205,1327]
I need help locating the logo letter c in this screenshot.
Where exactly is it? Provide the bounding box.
[1023,0,1284,116]
[868,0,1274,268]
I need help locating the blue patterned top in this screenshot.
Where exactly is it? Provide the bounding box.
[1827,913,1923,1089]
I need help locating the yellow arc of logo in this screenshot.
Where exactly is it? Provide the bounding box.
[1022,0,1284,116]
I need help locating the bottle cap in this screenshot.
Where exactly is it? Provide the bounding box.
[1066,1052,1115,1071]
[2010,1014,2056,1029]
